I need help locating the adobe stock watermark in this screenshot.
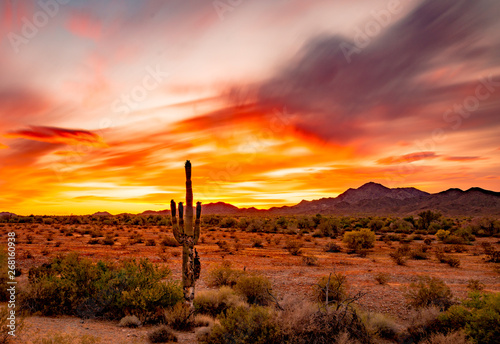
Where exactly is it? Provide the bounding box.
[213,0,246,21]
[384,74,500,185]
[196,107,292,200]
[101,64,170,129]
[340,0,413,63]
[7,0,71,54]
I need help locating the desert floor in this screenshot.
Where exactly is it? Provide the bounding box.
[1,223,499,343]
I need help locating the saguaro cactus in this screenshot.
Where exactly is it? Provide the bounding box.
[171,160,201,308]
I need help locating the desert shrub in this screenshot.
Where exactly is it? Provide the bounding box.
[424,238,433,245]
[278,300,371,344]
[482,243,500,263]
[389,251,407,266]
[145,239,156,246]
[316,218,340,237]
[312,273,348,304]
[215,240,232,253]
[234,274,272,306]
[219,217,237,229]
[445,256,461,268]
[102,235,114,246]
[390,219,413,233]
[250,237,264,248]
[201,305,280,344]
[467,279,485,291]
[302,255,319,266]
[436,230,450,241]
[405,306,442,343]
[405,276,453,310]
[284,239,303,256]
[164,302,195,331]
[453,244,468,253]
[160,236,179,247]
[424,331,472,344]
[435,249,461,267]
[148,326,178,343]
[194,286,245,317]
[443,235,467,245]
[343,229,375,253]
[206,262,244,288]
[410,246,429,260]
[437,292,500,344]
[118,315,141,328]
[374,273,390,285]
[32,331,99,344]
[418,210,442,230]
[21,254,182,322]
[362,312,400,340]
[325,241,342,252]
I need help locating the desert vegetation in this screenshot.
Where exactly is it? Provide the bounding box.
[0,210,499,343]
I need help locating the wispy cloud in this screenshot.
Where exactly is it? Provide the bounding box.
[5,126,107,147]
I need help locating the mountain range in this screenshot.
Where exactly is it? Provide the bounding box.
[140,182,500,216]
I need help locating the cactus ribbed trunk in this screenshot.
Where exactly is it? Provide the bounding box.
[171,160,201,309]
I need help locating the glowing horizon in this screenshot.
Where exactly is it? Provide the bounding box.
[1,0,499,216]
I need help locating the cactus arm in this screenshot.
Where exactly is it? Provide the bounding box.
[178,202,184,228]
[171,200,185,244]
[194,201,201,244]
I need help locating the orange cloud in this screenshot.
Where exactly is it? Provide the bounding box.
[443,156,485,162]
[377,152,439,165]
[0,142,7,149]
[5,126,107,147]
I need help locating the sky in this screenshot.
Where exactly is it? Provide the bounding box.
[0,0,500,215]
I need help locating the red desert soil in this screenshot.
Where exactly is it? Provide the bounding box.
[2,223,499,343]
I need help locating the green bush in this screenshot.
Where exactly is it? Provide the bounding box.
[21,254,182,322]
[206,262,244,288]
[343,229,376,253]
[438,292,500,344]
[201,305,280,344]
[405,276,453,310]
[194,286,245,317]
[234,274,272,306]
[436,230,450,241]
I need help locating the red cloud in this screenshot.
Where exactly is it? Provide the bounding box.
[5,126,107,147]
[377,151,439,165]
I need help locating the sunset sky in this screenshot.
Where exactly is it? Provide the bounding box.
[1,0,500,215]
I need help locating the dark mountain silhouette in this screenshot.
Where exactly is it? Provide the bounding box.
[143,183,499,216]
[104,183,500,217]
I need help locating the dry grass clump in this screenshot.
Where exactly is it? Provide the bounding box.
[148,326,177,343]
[118,315,141,328]
[194,286,245,317]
